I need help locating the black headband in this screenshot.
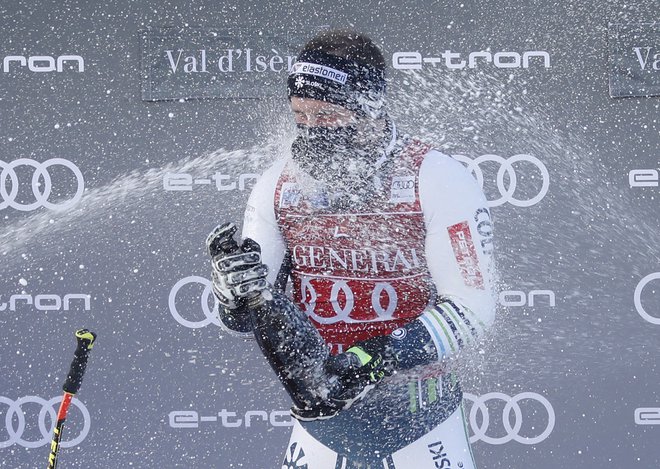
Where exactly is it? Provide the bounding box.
[287,49,387,118]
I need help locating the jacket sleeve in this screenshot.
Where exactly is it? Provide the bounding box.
[414,150,497,361]
[241,158,289,286]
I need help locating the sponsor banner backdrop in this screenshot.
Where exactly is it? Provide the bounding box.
[1,0,659,468]
[608,22,660,97]
[141,28,317,100]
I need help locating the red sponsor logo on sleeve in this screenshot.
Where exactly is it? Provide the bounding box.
[448,221,484,289]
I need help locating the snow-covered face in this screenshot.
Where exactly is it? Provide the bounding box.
[290,96,357,128]
[289,97,387,194]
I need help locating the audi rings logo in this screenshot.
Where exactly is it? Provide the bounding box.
[453,154,549,207]
[1,395,91,448]
[0,158,84,211]
[463,392,555,445]
[634,273,660,325]
[169,276,220,329]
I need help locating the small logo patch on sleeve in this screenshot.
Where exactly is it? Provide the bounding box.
[279,182,302,208]
[448,221,485,289]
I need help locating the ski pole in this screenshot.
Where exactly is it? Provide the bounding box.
[46,328,97,469]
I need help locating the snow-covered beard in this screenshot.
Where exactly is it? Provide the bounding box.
[291,122,387,203]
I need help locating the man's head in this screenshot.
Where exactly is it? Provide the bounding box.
[287,30,390,191]
[288,29,387,123]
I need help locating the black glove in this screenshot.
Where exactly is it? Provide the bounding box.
[206,223,269,334]
[326,335,399,394]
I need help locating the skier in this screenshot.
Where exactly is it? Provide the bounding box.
[207,29,496,469]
